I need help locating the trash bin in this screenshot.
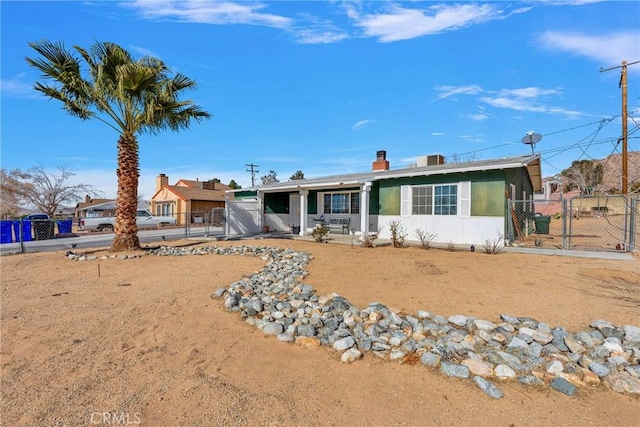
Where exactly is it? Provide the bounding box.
[291,225,300,235]
[56,219,73,234]
[12,220,32,242]
[534,215,551,234]
[33,220,55,240]
[0,221,13,244]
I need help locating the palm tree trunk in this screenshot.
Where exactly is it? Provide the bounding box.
[111,133,141,251]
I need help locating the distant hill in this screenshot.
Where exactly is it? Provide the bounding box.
[547,151,640,193]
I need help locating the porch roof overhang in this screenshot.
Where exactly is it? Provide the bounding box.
[227,154,543,194]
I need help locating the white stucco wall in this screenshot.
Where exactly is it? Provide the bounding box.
[376,215,504,246]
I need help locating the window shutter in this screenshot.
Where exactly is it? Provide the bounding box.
[460,181,471,218]
[400,185,410,217]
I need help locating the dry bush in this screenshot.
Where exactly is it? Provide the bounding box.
[483,234,504,255]
[414,228,436,250]
[388,219,408,248]
[361,227,381,248]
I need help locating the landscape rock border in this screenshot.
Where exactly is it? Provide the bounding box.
[68,245,640,398]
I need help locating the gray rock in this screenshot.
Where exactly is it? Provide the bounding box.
[277,333,295,342]
[341,348,362,363]
[623,325,640,344]
[262,322,284,335]
[551,377,576,396]
[601,326,625,341]
[333,336,356,351]
[551,328,570,352]
[500,314,520,324]
[575,331,600,348]
[589,362,610,377]
[625,366,640,378]
[564,334,585,354]
[605,372,640,394]
[526,342,543,358]
[518,375,544,386]
[212,287,226,298]
[448,315,468,327]
[297,324,317,337]
[507,336,529,350]
[441,362,470,379]
[473,319,497,331]
[474,376,504,399]
[590,319,614,330]
[420,352,441,368]
[546,360,564,375]
[494,364,516,379]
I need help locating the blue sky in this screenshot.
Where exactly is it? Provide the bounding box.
[1,1,639,199]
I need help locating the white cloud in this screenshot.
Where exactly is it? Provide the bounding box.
[537,31,640,70]
[352,3,508,42]
[0,74,34,97]
[294,29,348,44]
[128,45,161,58]
[352,119,374,130]
[434,85,483,100]
[123,0,292,29]
[467,113,490,122]
[430,132,445,136]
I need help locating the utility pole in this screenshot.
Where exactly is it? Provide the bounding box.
[600,60,639,194]
[245,163,259,187]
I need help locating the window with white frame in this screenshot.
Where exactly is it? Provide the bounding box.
[411,184,458,215]
[156,202,174,216]
[323,192,360,214]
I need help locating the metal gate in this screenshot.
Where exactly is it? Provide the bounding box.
[507,195,638,252]
[225,200,261,236]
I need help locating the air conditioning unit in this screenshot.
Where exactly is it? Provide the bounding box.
[416,154,446,167]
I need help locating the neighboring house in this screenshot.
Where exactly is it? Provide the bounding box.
[225,150,542,246]
[75,196,117,220]
[150,174,232,225]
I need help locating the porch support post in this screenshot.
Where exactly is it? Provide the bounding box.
[360,182,371,234]
[257,190,264,231]
[299,189,308,236]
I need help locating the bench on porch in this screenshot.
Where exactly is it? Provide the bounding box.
[326,217,350,234]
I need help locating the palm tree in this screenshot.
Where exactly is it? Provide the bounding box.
[26,40,211,251]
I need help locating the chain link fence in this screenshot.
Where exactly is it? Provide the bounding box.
[507,195,638,252]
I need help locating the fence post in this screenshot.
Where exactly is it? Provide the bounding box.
[628,197,637,252]
[562,198,568,250]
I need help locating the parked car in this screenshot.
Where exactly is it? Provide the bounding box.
[80,210,176,232]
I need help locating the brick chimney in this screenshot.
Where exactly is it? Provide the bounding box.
[156,174,169,192]
[372,150,390,171]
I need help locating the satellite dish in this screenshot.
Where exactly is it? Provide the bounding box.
[521,131,542,155]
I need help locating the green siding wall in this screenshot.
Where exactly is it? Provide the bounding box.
[377,170,509,217]
[471,181,504,216]
[234,190,257,200]
[264,192,289,214]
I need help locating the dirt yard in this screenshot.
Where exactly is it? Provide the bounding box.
[1,238,639,426]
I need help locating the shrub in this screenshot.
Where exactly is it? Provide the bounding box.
[483,234,504,255]
[414,228,436,250]
[388,220,408,248]
[361,227,381,248]
[310,225,329,242]
[447,240,456,251]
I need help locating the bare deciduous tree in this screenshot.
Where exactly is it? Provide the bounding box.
[1,164,99,217]
[0,168,29,218]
